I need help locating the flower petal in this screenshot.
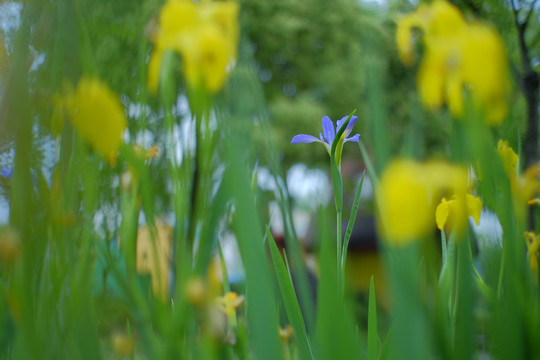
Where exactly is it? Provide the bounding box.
[435,198,450,230]
[322,116,334,144]
[291,134,320,144]
[0,168,12,179]
[345,133,360,143]
[337,116,358,137]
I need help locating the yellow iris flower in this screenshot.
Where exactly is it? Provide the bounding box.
[524,232,540,272]
[377,159,468,245]
[63,77,126,162]
[214,292,244,326]
[396,0,509,125]
[497,140,519,177]
[148,0,239,94]
[435,194,482,233]
[496,140,540,203]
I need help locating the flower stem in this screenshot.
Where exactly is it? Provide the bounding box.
[337,209,342,293]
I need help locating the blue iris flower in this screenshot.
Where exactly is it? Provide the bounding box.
[291,115,360,155]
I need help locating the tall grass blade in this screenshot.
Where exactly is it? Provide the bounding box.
[367,276,378,360]
[267,227,314,360]
[342,170,365,272]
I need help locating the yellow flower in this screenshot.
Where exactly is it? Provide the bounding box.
[200,0,240,60]
[524,232,540,272]
[515,165,540,203]
[497,139,519,177]
[182,24,231,93]
[460,24,509,124]
[158,0,199,50]
[148,0,239,94]
[396,0,509,125]
[279,324,294,343]
[435,194,482,233]
[377,159,468,245]
[111,332,134,357]
[496,140,540,203]
[63,78,126,162]
[214,291,244,326]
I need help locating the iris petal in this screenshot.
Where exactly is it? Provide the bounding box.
[337,115,358,133]
[322,116,335,144]
[345,134,360,143]
[291,134,321,144]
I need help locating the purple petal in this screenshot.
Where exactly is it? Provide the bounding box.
[345,133,360,143]
[337,116,358,138]
[338,115,357,130]
[346,116,358,131]
[291,134,320,144]
[321,116,335,144]
[336,117,345,130]
[0,168,12,179]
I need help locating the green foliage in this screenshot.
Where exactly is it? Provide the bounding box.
[0,0,539,359]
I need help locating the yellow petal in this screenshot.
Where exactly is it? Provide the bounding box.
[466,193,483,226]
[378,160,433,244]
[395,12,424,66]
[435,198,450,230]
[158,0,199,47]
[497,140,518,178]
[182,25,231,93]
[445,72,464,118]
[201,1,240,61]
[461,23,509,125]
[417,49,446,110]
[428,0,466,37]
[64,78,126,160]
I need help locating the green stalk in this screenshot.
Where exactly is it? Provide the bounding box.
[330,158,343,293]
[341,171,365,283]
[336,209,342,291]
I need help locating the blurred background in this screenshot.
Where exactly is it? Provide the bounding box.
[0,0,538,344]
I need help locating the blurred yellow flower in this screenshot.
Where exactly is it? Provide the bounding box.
[111,332,134,357]
[396,0,509,125]
[496,140,540,203]
[182,25,231,93]
[214,291,244,326]
[377,159,468,245]
[279,324,294,343]
[63,78,126,162]
[524,232,540,272]
[515,165,540,203]
[497,139,519,177]
[148,0,239,94]
[435,194,482,233]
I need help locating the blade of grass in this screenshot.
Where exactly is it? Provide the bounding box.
[358,140,379,186]
[367,276,378,360]
[341,170,365,273]
[217,240,231,294]
[224,40,316,330]
[315,208,365,360]
[222,137,284,360]
[267,227,314,360]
